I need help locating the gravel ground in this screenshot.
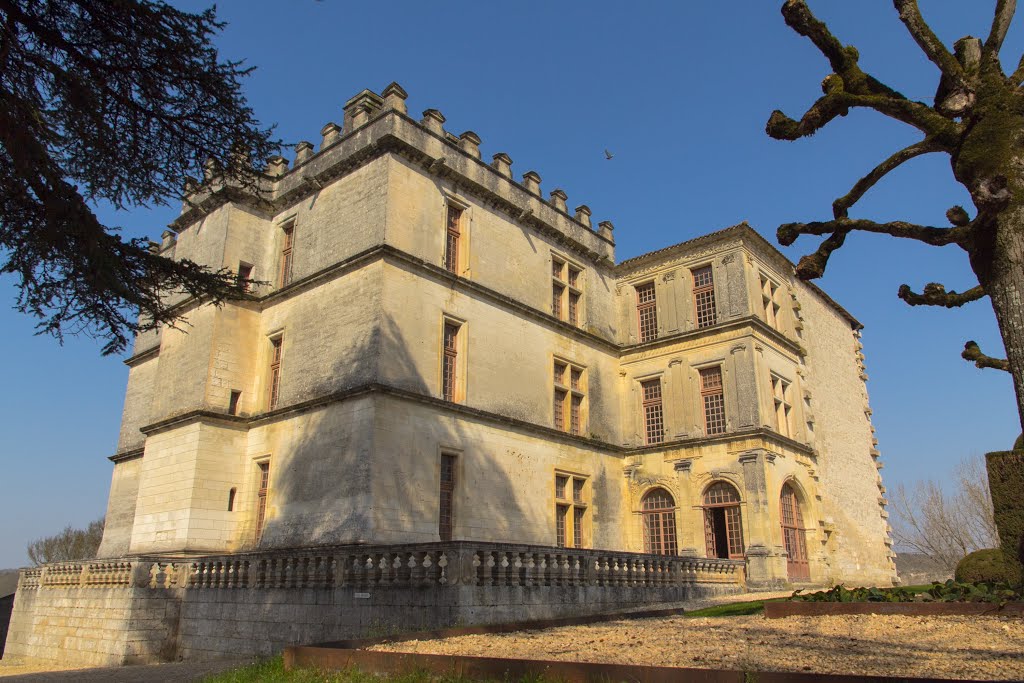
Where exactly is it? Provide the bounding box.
[0,658,248,681]
[371,613,1024,680]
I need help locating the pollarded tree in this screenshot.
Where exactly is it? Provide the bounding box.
[0,0,277,354]
[767,0,1024,432]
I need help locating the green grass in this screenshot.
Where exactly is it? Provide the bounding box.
[201,656,557,683]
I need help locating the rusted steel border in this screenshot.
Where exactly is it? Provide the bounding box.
[764,601,1024,619]
[284,646,1006,683]
[311,604,695,650]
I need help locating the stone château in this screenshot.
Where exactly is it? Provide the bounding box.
[6,81,900,667]
[98,82,895,587]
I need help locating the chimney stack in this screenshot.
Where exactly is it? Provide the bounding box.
[320,122,341,149]
[294,141,314,166]
[549,189,568,213]
[459,131,481,159]
[491,153,513,178]
[421,109,446,135]
[574,205,592,228]
[381,82,409,115]
[522,171,542,196]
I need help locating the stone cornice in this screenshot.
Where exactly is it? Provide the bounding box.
[134,381,816,460]
[108,447,145,463]
[123,344,159,367]
[619,315,803,359]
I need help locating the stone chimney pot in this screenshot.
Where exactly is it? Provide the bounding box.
[491,153,513,177]
[598,220,615,241]
[320,122,341,149]
[160,230,177,250]
[381,82,409,115]
[459,131,482,159]
[202,157,220,182]
[294,141,314,165]
[422,109,446,135]
[574,205,592,228]
[522,171,542,196]
[549,189,568,213]
[183,176,200,195]
[265,156,289,178]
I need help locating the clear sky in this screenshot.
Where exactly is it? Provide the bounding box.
[0,1,1019,569]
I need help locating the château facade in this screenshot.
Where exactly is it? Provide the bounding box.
[97,83,896,588]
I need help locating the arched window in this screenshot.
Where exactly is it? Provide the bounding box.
[703,481,744,559]
[641,488,677,556]
[781,483,809,581]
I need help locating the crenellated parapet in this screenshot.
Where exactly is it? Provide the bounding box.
[173,82,615,264]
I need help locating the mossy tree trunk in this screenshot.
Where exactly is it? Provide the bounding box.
[768,0,1024,433]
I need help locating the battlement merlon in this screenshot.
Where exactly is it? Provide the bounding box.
[171,84,615,265]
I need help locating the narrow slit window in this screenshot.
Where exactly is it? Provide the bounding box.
[228,390,242,416]
[268,337,283,410]
[442,322,460,402]
[444,206,462,274]
[255,462,270,541]
[237,263,253,293]
[227,487,236,512]
[279,223,294,287]
[439,454,456,541]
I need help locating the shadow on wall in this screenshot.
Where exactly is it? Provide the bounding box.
[259,312,533,549]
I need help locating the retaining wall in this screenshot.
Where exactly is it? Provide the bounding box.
[4,542,743,665]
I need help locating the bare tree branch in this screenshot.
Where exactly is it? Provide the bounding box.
[893,0,966,82]
[1010,53,1024,86]
[898,283,986,307]
[987,0,1017,55]
[833,139,944,218]
[779,218,968,248]
[792,229,848,279]
[963,341,1011,372]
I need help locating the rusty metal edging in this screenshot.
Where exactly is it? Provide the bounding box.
[283,647,1007,683]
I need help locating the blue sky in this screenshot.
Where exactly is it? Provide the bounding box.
[0,1,1019,568]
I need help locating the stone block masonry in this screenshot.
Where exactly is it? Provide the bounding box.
[4,543,742,665]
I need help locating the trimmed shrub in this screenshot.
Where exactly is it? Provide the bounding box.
[986,450,1024,586]
[955,548,1021,584]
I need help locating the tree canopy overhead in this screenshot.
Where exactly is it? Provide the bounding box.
[0,0,277,354]
[768,0,1024,432]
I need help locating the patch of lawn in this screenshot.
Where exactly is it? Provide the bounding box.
[684,599,779,617]
[201,656,559,683]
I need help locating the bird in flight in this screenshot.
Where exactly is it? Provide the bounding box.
[604,149,614,160]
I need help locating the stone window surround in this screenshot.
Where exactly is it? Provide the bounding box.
[440,190,471,278]
[550,250,584,327]
[252,455,272,543]
[554,469,589,549]
[635,370,666,445]
[437,446,461,541]
[266,331,285,411]
[440,314,467,403]
[277,215,297,288]
[553,356,586,436]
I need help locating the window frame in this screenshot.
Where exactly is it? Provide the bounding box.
[641,487,678,556]
[635,281,658,342]
[268,335,284,410]
[692,264,717,329]
[703,481,744,560]
[760,272,782,330]
[554,471,589,548]
[440,316,466,403]
[699,365,726,436]
[438,452,457,541]
[640,377,665,445]
[278,220,295,288]
[551,253,584,326]
[771,374,793,438]
[553,358,586,435]
[444,203,463,275]
[254,459,271,542]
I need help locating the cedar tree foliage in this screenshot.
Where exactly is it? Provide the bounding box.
[0,0,277,355]
[768,0,1024,431]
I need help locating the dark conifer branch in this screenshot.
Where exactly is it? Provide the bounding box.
[962,341,1011,372]
[898,283,986,308]
[1010,54,1024,86]
[893,0,966,83]
[833,139,944,219]
[987,0,1017,54]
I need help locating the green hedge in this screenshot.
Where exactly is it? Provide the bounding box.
[955,548,1021,584]
[986,450,1024,587]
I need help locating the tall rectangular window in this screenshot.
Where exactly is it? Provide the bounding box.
[641,379,664,445]
[439,453,456,541]
[772,375,792,438]
[228,390,242,416]
[255,461,270,541]
[553,361,585,435]
[442,322,460,402]
[552,256,583,326]
[555,473,588,548]
[761,274,781,329]
[444,205,462,274]
[268,337,283,410]
[693,265,717,328]
[701,366,726,435]
[279,222,295,287]
[636,282,658,342]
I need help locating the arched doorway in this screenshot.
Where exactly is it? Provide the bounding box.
[780,483,809,581]
[641,488,677,555]
[703,481,744,559]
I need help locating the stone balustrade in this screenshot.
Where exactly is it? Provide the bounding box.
[18,541,743,593]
